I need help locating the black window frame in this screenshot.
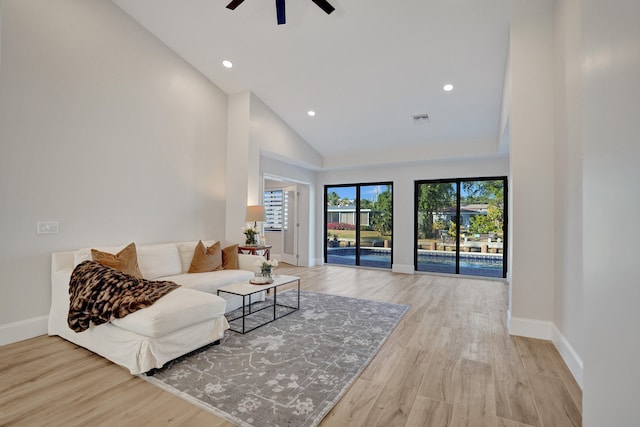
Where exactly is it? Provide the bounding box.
[414,176,508,278]
[324,182,394,268]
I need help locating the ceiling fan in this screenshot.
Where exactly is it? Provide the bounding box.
[226,0,335,25]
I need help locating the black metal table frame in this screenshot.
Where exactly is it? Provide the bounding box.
[217,278,300,334]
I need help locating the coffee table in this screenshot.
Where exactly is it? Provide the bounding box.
[217,275,300,334]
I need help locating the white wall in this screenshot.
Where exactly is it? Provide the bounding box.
[250,94,323,171]
[317,157,509,271]
[222,93,321,263]
[582,0,640,424]
[552,0,584,382]
[323,140,503,170]
[262,157,317,266]
[508,1,556,331]
[225,93,320,262]
[0,1,228,334]
[225,92,251,245]
[0,1,2,72]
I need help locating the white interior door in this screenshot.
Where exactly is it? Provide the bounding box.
[281,185,299,265]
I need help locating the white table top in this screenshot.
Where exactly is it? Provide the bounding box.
[217,274,300,296]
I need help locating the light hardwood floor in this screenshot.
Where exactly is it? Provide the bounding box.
[0,265,582,427]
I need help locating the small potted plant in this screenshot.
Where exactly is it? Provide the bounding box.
[254,258,279,280]
[242,226,259,245]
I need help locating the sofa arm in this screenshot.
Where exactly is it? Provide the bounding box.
[52,251,74,273]
[238,253,265,272]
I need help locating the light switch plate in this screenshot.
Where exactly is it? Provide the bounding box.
[37,221,59,234]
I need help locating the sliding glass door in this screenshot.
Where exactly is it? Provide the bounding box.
[358,184,393,268]
[415,177,507,278]
[325,183,393,268]
[325,185,357,266]
[415,181,459,274]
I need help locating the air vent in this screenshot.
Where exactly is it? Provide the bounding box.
[412,114,430,124]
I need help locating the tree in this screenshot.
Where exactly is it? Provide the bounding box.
[462,180,504,207]
[360,199,374,210]
[448,221,457,240]
[462,180,504,234]
[371,186,392,235]
[327,191,340,206]
[416,183,456,239]
[469,214,493,234]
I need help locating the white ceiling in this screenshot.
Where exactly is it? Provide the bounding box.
[113,0,517,167]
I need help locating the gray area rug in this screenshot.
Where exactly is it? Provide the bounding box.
[141,290,408,427]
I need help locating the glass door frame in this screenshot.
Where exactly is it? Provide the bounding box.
[414,176,508,278]
[324,182,394,268]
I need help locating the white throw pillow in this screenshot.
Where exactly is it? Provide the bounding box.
[136,243,182,280]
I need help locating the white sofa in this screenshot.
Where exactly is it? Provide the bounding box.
[48,240,263,374]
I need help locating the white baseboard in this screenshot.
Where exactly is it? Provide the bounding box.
[508,314,553,339]
[551,324,584,388]
[392,264,414,274]
[508,313,583,389]
[0,315,48,346]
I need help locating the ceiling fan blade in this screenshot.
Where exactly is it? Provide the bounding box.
[226,0,245,10]
[311,0,335,15]
[276,0,286,25]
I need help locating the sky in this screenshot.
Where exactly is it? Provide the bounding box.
[327,182,485,203]
[327,185,388,202]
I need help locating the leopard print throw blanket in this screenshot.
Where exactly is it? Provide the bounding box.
[68,260,180,332]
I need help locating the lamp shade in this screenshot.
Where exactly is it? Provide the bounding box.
[245,205,266,223]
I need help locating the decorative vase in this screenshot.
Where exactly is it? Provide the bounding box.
[261,266,273,279]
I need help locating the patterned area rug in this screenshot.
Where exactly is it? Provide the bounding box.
[141,290,408,427]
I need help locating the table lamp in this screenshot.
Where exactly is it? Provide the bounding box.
[245,205,266,228]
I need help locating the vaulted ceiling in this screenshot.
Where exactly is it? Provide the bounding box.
[113,0,517,167]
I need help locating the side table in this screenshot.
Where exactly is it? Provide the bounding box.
[238,244,272,260]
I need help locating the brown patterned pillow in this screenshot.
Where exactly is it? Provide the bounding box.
[222,244,239,270]
[91,242,142,278]
[188,241,223,273]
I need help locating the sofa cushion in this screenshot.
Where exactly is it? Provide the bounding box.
[90,243,142,278]
[159,269,254,294]
[238,253,264,272]
[74,244,127,267]
[110,288,226,338]
[137,243,182,280]
[188,241,223,273]
[222,244,239,270]
[176,240,216,273]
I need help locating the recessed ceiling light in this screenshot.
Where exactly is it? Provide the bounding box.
[222,60,233,68]
[443,84,454,92]
[307,110,316,117]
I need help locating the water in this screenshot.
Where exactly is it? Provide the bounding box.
[327,248,504,278]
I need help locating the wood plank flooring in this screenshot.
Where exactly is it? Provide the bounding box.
[0,265,582,426]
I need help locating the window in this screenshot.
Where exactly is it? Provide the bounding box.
[264,190,284,231]
[325,183,393,269]
[414,177,507,278]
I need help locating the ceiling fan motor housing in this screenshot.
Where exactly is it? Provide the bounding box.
[226,0,335,25]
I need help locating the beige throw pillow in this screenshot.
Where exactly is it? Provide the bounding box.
[222,244,239,270]
[188,241,223,273]
[91,242,142,278]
